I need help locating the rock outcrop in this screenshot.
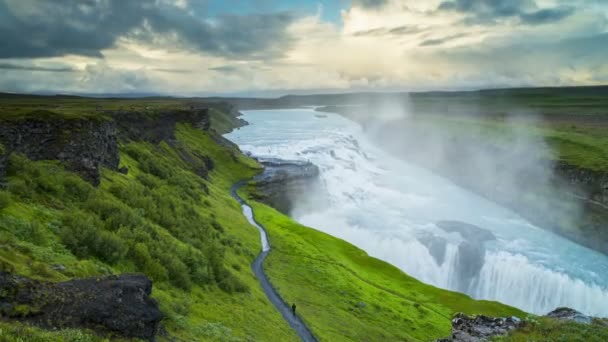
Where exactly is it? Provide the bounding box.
[0,113,118,185]
[437,313,523,342]
[0,108,214,186]
[0,272,163,341]
[110,109,210,143]
[253,158,323,215]
[545,307,593,324]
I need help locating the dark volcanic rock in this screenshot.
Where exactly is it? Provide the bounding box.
[546,307,593,324]
[110,109,210,143]
[254,158,323,215]
[0,272,162,340]
[437,313,523,342]
[0,116,118,185]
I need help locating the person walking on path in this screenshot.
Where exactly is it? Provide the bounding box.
[292,303,296,317]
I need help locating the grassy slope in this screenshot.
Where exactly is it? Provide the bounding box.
[0,119,298,341]
[242,196,524,341]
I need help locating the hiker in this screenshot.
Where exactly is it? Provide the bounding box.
[292,303,296,317]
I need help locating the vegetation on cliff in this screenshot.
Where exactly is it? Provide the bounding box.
[0,99,298,340]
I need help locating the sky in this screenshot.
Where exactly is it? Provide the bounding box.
[0,0,607,96]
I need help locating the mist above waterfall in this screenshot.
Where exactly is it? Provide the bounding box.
[226,108,608,317]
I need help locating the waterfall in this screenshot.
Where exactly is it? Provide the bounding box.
[226,108,608,317]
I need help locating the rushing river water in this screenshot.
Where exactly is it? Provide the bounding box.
[225,108,608,317]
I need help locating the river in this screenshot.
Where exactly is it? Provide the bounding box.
[225,108,608,317]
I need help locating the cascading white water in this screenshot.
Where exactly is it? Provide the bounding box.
[225,108,608,317]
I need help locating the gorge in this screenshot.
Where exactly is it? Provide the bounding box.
[226,108,608,318]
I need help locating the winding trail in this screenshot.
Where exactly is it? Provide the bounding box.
[230,181,318,342]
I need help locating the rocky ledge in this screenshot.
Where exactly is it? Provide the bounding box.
[252,157,323,215]
[0,272,163,341]
[439,307,605,341]
[437,313,523,342]
[0,114,118,185]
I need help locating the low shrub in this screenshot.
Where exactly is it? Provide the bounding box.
[0,190,11,209]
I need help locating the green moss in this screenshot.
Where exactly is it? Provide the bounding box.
[0,190,10,210]
[0,321,116,342]
[11,304,39,317]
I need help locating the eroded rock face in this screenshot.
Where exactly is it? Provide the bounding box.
[0,272,163,340]
[253,158,323,215]
[110,109,210,143]
[437,313,523,342]
[0,117,119,185]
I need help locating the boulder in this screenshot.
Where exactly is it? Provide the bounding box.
[437,313,523,342]
[545,307,593,324]
[0,272,163,341]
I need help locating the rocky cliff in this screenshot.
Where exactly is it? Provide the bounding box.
[251,158,323,215]
[0,108,212,186]
[110,108,210,143]
[0,113,118,185]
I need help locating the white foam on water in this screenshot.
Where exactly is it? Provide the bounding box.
[226,108,608,317]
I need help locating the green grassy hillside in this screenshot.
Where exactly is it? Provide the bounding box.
[243,192,524,341]
[0,118,298,341]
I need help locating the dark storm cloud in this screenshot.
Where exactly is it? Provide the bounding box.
[437,0,574,25]
[0,62,75,72]
[0,0,295,59]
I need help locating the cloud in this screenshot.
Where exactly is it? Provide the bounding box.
[519,7,575,25]
[151,68,191,74]
[353,0,389,9]
[353,25,425,37]
[209,65,240,73]
[0,62,75,72]
[437,0,575,25]
[0,0,295,59]
[420,33,470,46]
